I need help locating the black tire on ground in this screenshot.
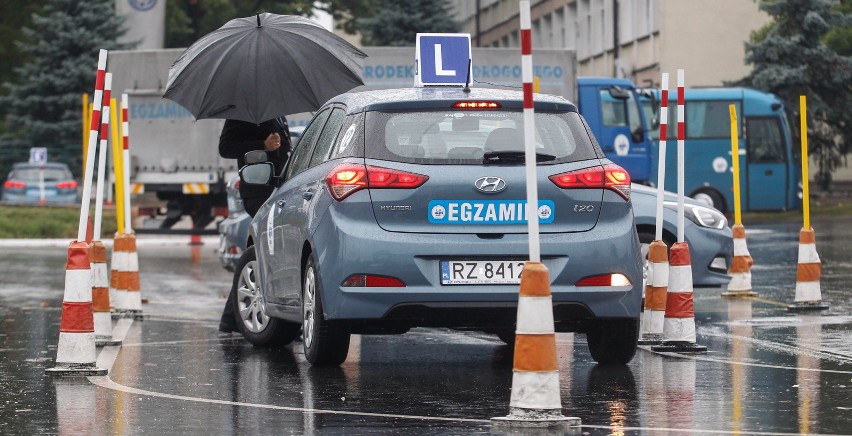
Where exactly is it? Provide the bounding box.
[302,255,350,366]
[232,246,301,346]
[585,318,639,365]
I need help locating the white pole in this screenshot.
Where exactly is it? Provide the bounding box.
[77,49,108,242]
[654,73,669,241]
[676,69,685,243]
[520,3,540,262]
[93,74,112,241]
[122,94,133,233]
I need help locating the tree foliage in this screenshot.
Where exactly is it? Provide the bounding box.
[742,0,852,189]
[356,0,459,46]
[0,0,134,178]
[165,0,374,48]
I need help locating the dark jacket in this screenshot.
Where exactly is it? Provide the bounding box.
[218,118,291,206]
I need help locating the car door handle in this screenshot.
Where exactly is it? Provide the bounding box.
[302,191,314,200]
[765,169,773,176]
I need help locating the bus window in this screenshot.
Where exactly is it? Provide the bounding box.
[745,117,786,163]
[599,90,643,141]
[686,101,739,139]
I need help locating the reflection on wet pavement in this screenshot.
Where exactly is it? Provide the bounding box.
[0,218,850,434]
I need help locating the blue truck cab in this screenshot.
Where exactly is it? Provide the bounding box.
[577,77,654,184]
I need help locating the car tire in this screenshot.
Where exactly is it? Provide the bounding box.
[233,246,301,346]
[586,318,639,365]
[691,188,726,213]
[302,255,350,366]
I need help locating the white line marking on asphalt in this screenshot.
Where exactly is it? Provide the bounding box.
[639,346,852,374]
[84,318,844,434]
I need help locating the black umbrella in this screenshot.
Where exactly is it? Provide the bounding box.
[163,13,367,124]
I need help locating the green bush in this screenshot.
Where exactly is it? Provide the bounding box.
[0,205,117,238]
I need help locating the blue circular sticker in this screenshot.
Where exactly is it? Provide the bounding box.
[129,0,157,12]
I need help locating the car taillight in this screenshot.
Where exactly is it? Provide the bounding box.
[56,181,77,189]
[341,274,406,287]
[576,273,632,287]
[548,163,631,200]
[325,164,428,201]
[3,180,25,189]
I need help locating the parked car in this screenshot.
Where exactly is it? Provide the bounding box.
[631,184,732,288]
[220,182,733,286]
[218,126,304,271]
[1,162,78,205]
[230,87,644,366]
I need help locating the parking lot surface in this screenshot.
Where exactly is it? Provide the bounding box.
[0,217,850,434]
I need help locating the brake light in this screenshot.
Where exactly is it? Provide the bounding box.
[342,274,406,287]
[325,164,428,201]
[576,273,632,287]
[548,163,631,200]
[56,181,77,189]
[453,101,501,109]
[4,180,25,189]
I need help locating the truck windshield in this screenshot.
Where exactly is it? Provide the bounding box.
[599,90,643,141]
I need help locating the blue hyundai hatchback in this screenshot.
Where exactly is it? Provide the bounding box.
[233,87,643,366]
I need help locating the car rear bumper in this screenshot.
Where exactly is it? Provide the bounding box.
[1,192,78,205]
[311,205,643,328]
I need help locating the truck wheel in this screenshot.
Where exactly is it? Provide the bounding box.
[302,256,350,366]
[233,246,300,346]
[691,188,726,213]
[586,318,639,365]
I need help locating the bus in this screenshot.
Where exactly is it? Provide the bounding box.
[641,87,800,213]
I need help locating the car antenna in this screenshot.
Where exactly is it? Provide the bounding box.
[256,13,261,27]
[463,59,472,94]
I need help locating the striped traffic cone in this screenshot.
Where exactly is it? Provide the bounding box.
[788,228,829,311]
[110,232,127,317]
[124,232,144,319]
[90,241,121,346]
[652,242,707,353]
[492,262,580,428]
[639,240,668,344]
[722,224,757,298]
[45,241,107,376]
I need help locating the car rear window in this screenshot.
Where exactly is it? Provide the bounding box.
[12,168,71,181]
[365,109,597,165]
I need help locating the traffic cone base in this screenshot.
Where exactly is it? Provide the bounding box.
[492,262,579,427]
[639,240,668,344]
[654,242,706,355]
[651,341,708,354]
[788,228,828,311]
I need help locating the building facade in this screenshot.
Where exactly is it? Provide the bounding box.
[450,0,771,87]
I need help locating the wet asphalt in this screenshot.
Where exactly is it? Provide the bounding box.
[0,216,850,435]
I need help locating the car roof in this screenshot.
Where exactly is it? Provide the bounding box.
[327,87,577,115]
[12,162,71,170]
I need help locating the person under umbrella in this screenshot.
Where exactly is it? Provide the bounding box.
[217,116,291,333]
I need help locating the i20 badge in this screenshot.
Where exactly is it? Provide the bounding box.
[474,177,506,193]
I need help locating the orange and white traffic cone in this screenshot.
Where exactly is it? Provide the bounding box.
[722,224,757,298]
[788,228,829,311]
[639,240,668,344]
[492,262,580,428]
[110,232,128,317]
[45,241,107,376]
[90,240,121,346]
[124,232,144,319]
[652,242,707,353]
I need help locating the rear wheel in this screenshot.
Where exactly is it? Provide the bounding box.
[233,246,301,346]
[302,256,350,366]
[586,318,639,365]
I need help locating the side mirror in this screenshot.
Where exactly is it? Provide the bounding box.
[608,85,631,100]
[239,162,273,185]
[245,150,268,164]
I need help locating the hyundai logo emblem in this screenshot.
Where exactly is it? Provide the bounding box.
[474,176,506,193]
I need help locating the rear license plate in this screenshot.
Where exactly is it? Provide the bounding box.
[440,260,525,285]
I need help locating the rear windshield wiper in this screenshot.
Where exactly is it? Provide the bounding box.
[482,151,556,163]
